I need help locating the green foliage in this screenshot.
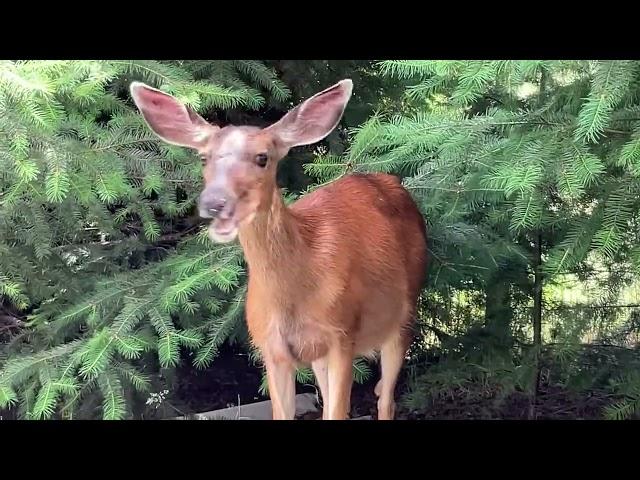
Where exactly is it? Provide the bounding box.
[98,372,126,420]
[0,60,394,420]
[2,59,640,420]
[605,372,640,420]
[575,61,636,143]
[306,60,640,296]
[0,60,295,419]
[304,60,640,418]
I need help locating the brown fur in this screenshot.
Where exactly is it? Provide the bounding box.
[240,172,427,419]
[242,173,427,363]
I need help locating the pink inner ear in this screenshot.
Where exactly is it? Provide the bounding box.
[303,85,347,112]
[135,87,183,119]
[131,83,216,148]
[307,86,345,109]
[270,82,351,147]
[300,88,344,123]
[149,98,165,108]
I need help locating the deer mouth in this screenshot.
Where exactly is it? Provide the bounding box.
[208,218,239,243]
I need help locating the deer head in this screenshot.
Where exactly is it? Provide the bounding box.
[130,80,353,243]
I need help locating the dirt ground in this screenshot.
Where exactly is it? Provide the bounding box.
[168,346,613,420]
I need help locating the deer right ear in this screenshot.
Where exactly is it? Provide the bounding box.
[129,82,219,151]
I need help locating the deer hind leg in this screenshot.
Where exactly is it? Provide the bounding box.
[375,333,408,420]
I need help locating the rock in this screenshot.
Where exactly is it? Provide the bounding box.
[171,393,319,420]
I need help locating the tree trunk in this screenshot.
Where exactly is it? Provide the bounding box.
[484,275,514,348]
[528,232,543,420]
[528,66,548,420]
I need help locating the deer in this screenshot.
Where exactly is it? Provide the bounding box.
[130,79,428,420]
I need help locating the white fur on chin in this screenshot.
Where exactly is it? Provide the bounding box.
[208,223,239,243]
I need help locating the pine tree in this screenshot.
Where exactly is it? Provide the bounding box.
[0,60,390,419]
[305,60,640,417]
[309,59,640,304]
[4,60,639,420]
[0,60,274,418]
[0,61,288,419]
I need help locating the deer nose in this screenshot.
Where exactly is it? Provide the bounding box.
[207,198,226,216]
[199,190,235,219]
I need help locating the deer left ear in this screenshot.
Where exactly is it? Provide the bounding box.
[266,79,353,149]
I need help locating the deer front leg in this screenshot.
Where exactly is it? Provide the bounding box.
[264,355,296,420]
[311,357,329,419]
[325,344,354,420]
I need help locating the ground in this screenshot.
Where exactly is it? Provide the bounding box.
[165,345,613,420]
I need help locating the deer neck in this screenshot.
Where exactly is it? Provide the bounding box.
[239,187,306,282]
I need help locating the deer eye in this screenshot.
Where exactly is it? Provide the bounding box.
[255,153,268,168]
[200,155,207,166]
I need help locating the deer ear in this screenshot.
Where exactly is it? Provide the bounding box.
[266,79,353,149]
[129,82,219,151]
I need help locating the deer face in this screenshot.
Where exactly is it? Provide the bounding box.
[197,125,283,242]
[130,79,353,243]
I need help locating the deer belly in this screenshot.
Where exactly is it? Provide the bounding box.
[282,324,331,364]
[353,292,410,353]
